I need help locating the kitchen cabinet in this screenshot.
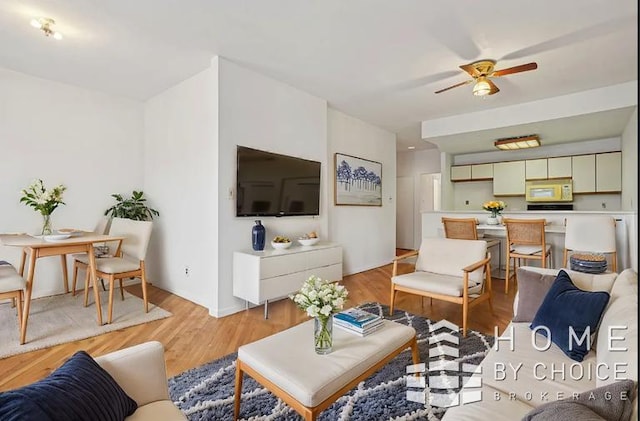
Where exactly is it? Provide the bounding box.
[572,154,596,193]
[471,163,493,180]
[596,152,622,192]
[548,157,572,178]
[525,159,547,180]
[451,165,471,181]
[493,161,525,195]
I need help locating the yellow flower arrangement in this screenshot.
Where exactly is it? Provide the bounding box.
[482,200,506,217]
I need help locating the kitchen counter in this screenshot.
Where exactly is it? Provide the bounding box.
[422,210,637,272]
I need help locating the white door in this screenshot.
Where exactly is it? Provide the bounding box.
[396,177,414,249]
[420,173,441,212]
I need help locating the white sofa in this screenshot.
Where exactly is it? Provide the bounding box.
[442,267,638,420]
[95,341,186,421]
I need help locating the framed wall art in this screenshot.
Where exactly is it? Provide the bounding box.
[334,153,382,206]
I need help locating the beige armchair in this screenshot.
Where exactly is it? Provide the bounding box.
[95,341,186,420]
[390,237,493,336]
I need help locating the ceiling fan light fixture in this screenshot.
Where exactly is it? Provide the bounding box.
[472,77,491,96]
[30,17,63,40]
[494,135,541,150]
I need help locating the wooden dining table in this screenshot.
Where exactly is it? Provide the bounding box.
[0,232,125,344]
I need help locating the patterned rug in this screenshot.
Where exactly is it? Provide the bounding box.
[168,303,494,420]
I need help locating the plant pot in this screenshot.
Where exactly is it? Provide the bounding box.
[486,216,499,225]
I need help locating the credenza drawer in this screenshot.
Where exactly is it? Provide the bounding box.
[260,252,308,279]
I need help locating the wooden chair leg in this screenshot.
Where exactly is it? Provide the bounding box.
[72,261,79,296]
[389,286,396,315]
[141,265,149,313]
[83,268,91,307]
[505,255,511,294]
[462,299,469,337]
[119,279,125,301]
[16,291,23,328]
[108,275,115,324]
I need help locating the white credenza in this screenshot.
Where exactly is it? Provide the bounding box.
[233,242,343,318]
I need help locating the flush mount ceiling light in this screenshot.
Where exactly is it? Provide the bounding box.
[30,17,63,40]
[494,134,541,150]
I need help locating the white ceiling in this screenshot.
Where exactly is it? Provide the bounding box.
[1,1,637,153]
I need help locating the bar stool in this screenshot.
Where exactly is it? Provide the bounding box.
[503,218,552,294]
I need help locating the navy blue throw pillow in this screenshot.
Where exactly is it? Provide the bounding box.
[530,270,610,362]
[0,350,137,421]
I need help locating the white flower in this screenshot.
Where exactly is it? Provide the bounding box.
[290,275,349,319]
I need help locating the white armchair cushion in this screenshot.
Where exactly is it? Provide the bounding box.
[392,271,482,296]
[415,238,487,284]
[94,256,141,274]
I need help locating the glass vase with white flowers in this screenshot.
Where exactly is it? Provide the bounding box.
[290,275,349,354]
[20,179,67,235]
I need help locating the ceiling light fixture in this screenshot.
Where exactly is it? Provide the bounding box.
[494,134,541,150]
[30,17,63,40]
[407,146,416,150]
[472,77,491,96]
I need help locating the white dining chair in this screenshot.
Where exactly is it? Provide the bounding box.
[563,216,617,272]
[71,216,112,296]
[82,218,153,323]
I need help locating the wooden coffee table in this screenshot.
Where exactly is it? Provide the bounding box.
[234,318,419,421]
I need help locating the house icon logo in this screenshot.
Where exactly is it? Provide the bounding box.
[406,320,482,407]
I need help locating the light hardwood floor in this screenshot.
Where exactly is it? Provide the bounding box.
[0,259,516,392]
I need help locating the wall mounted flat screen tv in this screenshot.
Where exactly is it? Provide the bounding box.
[236,146,321,217]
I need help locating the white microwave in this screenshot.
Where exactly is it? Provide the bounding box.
[525,179,573,202]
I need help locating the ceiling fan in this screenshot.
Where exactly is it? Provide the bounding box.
[435,59,538,96]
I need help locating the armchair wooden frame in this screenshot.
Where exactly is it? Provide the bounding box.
[389,249,493,337]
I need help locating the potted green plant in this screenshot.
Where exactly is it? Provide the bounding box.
[104,190,159,221]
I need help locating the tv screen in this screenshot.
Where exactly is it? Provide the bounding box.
[236,146,321,217]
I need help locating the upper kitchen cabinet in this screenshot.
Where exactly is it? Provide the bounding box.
[525,159,547,180]
[493,161,525,195]
[451,165,471,181]
[596,152,622,192]
[572,154,596,193]
[471,163,493,180]
[547,157,572,178]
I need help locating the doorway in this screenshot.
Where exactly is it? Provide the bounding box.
[396,176,414,249]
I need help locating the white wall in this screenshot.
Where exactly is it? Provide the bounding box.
[328,109,396,274]
[0,68,143,297]
[143,62,219,310]
[621,107,638,211]
[216,58,329,317]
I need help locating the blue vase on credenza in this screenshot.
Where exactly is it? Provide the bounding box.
[252,220,266,251]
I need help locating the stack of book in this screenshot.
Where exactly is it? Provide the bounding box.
[333,307,384,337]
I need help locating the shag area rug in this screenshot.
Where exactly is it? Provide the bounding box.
[0,290,172,359]
[169,303,494,420]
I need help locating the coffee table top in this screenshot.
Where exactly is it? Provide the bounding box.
[238,318,416,407]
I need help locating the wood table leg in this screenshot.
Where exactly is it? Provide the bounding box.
[19,248,27,276]
[60,254,69,293]
[234,360,244,420]
[20,250,37,345]
[87,244,103,325]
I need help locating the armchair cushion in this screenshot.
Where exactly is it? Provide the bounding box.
[414,238,487,284]
[530,270,610,362]
[0,351,137,421]
[392,272,482,296]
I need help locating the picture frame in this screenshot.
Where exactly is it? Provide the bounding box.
[334,153,382,206]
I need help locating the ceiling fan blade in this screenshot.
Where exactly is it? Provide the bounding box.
[434,79,473,94]
[491,62,538,77]
[487,79,500,95]
[459,63,480,77]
